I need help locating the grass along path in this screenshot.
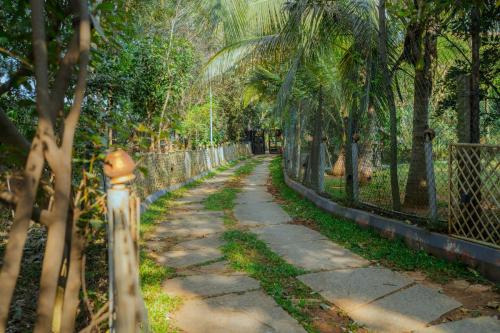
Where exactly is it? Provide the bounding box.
[204,157,365,333]
[269,156,491,285]
[139,158,248,332]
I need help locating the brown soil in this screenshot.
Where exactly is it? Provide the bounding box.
[305,304,369,333]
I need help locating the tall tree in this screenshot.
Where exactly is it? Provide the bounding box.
[399,1,447,208]
[377,0,401,210]
[0,1,91,331]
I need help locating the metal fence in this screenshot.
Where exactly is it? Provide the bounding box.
[299,136,500,247]
[448,143,500,248]
[132,143,252,199]
[324,144,450,222]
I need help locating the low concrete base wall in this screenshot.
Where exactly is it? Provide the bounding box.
[283,171,500,282]
[134,143,251,201]
[139,145,251,213]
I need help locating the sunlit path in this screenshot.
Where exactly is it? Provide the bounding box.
[150,159,306,332]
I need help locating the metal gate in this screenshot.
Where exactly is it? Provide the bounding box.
[448,143,500,248]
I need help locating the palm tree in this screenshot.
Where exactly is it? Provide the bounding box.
[203,0,383,197]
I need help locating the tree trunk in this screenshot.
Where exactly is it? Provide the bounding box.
[292,102,302,179]
[404,21,437,208]
[0,108,30,162]
[470,4,480,143]
[345,103,358,203]
[308,88,324,192]
[286,103,297,176]
[378,0,401,210]
[358,105,376,183]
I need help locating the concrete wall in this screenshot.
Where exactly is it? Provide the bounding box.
[133,143,252,201]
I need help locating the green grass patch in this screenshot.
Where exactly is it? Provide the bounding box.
[203,187,240,210]
[233,159,260,177]
[140,255,181,332]
[223,213,237,227]
[270,156,488,284]
[222,230,323,332]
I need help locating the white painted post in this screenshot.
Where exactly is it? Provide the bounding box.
[107,185,135,332]
[104,150,148,333]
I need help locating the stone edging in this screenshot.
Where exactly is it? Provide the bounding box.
[282,170,500,282]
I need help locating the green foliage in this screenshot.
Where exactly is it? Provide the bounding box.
[140,254,181,333]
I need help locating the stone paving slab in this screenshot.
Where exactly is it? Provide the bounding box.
[243,173,269,186]
[350,284,462,333]
[234,201,291,227]
[164,214,224,224]
[163,273,260,298]
[173,195,208,204]
[158,235,224,268]
[167,210,225,219]
[158,247,222,268]
[298,267,414,311]
[178,260,246,276]
[171,202,205,210]
[171,235,223,250]
[269,240,369,271]
[155,221,225,238]
[414,316,500,333]
[253,224,327,245]
[173,290,307,333]
[173,189,217,203]
[236,188,274,204]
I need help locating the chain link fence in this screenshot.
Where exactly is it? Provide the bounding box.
[323,132,452,224]
[132,143,252,199]
[299,137,500,247]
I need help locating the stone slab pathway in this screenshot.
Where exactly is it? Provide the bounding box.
[233,157,499,333]
[149,157,500,333]
[150,160,306,333]
[173,291,306,333]
[414,316,500,333]
[298,267,414,311]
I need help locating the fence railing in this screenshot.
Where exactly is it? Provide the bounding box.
[133,143,252,199]
[448,143,500,248]
[288,138,499,248]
